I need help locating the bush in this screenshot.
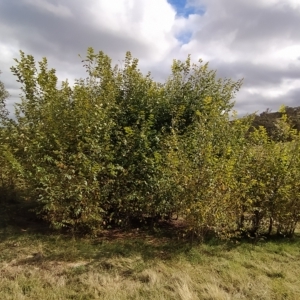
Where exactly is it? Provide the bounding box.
[1,49,299,238]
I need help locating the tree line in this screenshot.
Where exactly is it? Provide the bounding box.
[0,48,299,239]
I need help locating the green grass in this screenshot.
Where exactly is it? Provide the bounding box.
[1,221,300,300]
[1,201,300,299]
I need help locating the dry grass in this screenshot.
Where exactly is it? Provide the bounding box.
[1,224,300,300]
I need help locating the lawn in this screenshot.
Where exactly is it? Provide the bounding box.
[1,216,300,300]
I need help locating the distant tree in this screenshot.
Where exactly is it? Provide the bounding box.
[251,106,300,140]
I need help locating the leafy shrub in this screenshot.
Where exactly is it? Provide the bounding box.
[0,50,299,238]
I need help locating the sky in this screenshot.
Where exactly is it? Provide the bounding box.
[0,0,299,116]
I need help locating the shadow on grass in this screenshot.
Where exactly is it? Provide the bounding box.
[0,201,193,264]
[1,200,299,267]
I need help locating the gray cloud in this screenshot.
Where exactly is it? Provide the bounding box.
[0,0,149,62]
[193,0,300,46]
[234,89,300,117]
[210,60,300,87]
[184,0,300,113]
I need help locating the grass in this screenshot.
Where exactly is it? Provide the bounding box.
[1,204,300,299]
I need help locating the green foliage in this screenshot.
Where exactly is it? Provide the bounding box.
[234,109,300,237]
[1,50,300,239]
[0,72,18,205]
[0,73,9,124]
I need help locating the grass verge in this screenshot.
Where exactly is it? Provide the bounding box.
[1,219,300,300]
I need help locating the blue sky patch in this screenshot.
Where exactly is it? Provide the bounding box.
[176,31,193,45]
[167,0,205,18]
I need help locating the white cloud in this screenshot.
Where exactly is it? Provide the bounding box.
[0,0,299,115]
[259,44,300,66]
[85,0,178,61]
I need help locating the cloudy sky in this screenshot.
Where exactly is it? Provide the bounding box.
[0,0,299,115]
